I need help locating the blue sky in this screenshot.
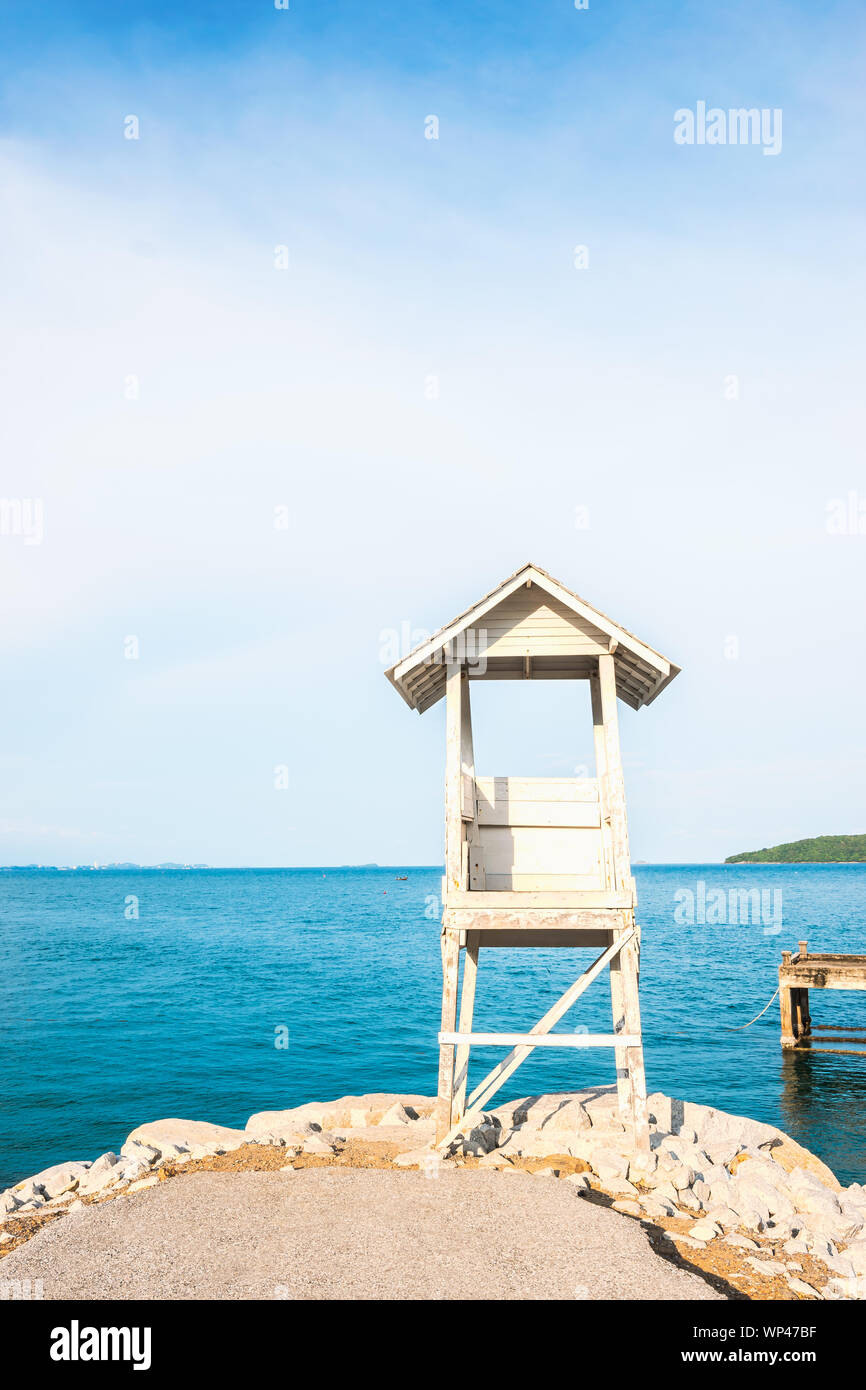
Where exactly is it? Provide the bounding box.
[1,1,864,865]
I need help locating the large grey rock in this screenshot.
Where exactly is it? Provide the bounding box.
[111,1158,150,1187]
[7,1178,46,1204]
[246,1094,434,1136]
[784,1239,811,1256]
[678,1190,702,1213]
[121,1141,159,1166]
[705,1205,740,1229]
[787,1277,822,1299]
[497,1127,588,1161]
[77,1153,122,1196]
[301,1134,336,1157]
[627,1150,658,1184]
[126,1119,247,1155]
[690,1221,721,1241]
[186,1140,235,1160]
[652,1181,681,1207]
[796,1186,842,1218]
[591,1147,630,1182]
[455,1116,502,1157]
[844,1183,866,1213]
[604,1177,639,1199]
[648,1091,784,1155]
[641,1197,676,1220]
[667,1163,695,1192]
[733,1174,796,1222]
[798,1207,863,1245]
[15,1161,91,1201]
[539,1098,592,1136]
[378,1103,412,1127]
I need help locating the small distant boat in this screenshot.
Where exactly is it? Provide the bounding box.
[396,875,408,881]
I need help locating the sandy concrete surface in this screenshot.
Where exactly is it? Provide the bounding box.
[1,1167,725,1300]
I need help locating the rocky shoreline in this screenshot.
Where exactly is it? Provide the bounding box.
[3,1086,864,1301]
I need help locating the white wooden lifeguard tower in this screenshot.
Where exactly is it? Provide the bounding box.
[386,563,680,1148]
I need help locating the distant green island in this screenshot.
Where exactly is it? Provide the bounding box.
[726,835,866,864]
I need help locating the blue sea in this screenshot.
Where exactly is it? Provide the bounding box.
[2,865,865,1190]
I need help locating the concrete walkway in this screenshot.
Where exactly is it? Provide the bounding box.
[1,1167,724,1300]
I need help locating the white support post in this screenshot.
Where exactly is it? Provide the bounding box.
[444,661,464,899]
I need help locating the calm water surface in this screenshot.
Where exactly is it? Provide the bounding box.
[2,865,865,1188]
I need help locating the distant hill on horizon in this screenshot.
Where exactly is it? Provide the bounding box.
[726,835,866,864]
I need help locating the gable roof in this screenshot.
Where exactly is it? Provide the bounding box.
[385,562,680,713]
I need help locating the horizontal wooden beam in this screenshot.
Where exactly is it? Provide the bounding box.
[451,929,615,948]
[780,969,866,991]
[444,890,634,910]
[443,910,628,937]
[792,1046,866,1057]
[438,1031,641,1048]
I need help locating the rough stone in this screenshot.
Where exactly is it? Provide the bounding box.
[704,1205,740,1229]
[301,1134,337,1157]
[8,1177,46,1203]
[738,1208,767,1233]
[689,1221,721,1241]
[783,1238,810,1257]
[603,1178,639,1199]
[612,1200,642,1216]
[627,1151,659,1183]
[652,1181,680,1207]
[746,1256,786,1278]
[150,1145,184,1166]
[480,1127,568,1161]
[733,1175,796,1222]
[76,1154,122,1196]
[457,1118,502,1156]
[798,1207,862,1245]
[841,1238,866,1277]
[641,1198,675,1221]
[120,1141,159,1166]
[100,1159,149,1190]
[787,1277,822,1299]
[677,1191,702,1213]
[591,1148,630,1182]
[126,1119,247,1155]
[667,1163,695,1192]
[470,1150,507,1169]
[539,1098,592,1135]
[17,1161,91,1201]
[378,1103,412,1127]
[248,1093,433,1136]
[127,1176,159,1193]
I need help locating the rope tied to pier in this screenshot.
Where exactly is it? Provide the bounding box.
[728,984,780,1030]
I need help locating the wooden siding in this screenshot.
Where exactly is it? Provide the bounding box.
[466,588,608,659]
[471,775,605,892]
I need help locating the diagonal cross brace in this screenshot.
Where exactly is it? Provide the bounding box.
[437,927,635,1150]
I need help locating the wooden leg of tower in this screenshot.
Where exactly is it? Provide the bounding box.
[608,947,632,1117]
[436,930,461,1143]
[618,932,649,1151]
[453,932,479,1123]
